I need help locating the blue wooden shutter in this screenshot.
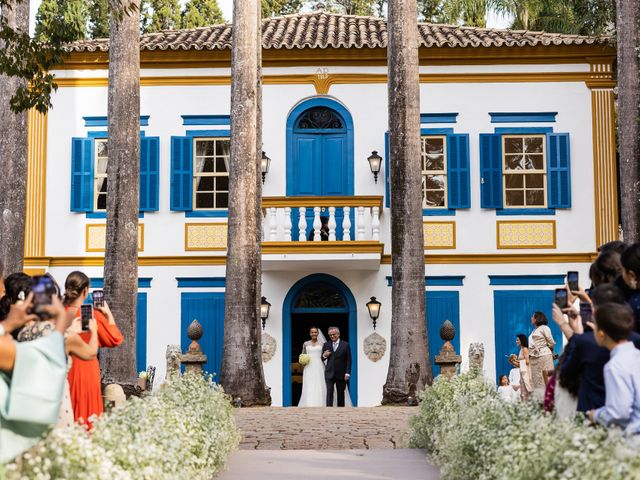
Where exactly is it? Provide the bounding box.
[479,134,503,209]
[546,133,571,208]
[136,292,147,372]
[70,137,94,212]
[426,291,460,376]
[181,293,225,377]
[446,134,470,209]
[170,136,193,211]
[140,136,160,211]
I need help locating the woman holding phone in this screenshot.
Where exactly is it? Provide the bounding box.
[63,271,123,427]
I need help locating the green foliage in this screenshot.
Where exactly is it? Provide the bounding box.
[418,0,445,21]
[5,374,240,480]
[262,0,304,17]
[182,0,224,29]
[528,0,615,35]
[438,0,491,27]
[88,0,110,39]
[34,0,88,42]
[410,370,640,480]
[315,0,380,16]
[145,0,182,32]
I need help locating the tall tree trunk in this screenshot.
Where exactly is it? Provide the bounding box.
[101,0,141,384]
[382,0,431,405]
[0,0,29,275]
[617,0,640,243]
[220,0,270,406]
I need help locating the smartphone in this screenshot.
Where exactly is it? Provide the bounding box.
[579,301,593,327]
[32,275,56,319]
[567,271,579,292]
[93,290,105,309]
[554,288,568,309]
[80,304,93,332]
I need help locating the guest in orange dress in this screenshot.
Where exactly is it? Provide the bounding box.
[63,271,123,427]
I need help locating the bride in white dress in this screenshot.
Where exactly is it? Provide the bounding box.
[298,326,352,407]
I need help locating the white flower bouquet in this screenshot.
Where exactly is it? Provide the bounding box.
[298,353,311,366]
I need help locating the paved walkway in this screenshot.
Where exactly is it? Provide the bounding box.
[216,407,440,479]
[232,406,416,450]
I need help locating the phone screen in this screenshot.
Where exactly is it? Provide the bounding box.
[579,301,593,326]
[93,290,104,308]
[554,288,568,309]
[32,275,55,318]
[80,304,93,332]
[567,271,579,292]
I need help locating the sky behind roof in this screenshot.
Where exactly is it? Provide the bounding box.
[29,0,512,36]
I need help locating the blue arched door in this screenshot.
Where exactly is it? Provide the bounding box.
[287,98,354,197]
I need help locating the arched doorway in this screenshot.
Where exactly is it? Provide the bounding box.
[286,97,354,197]
[282,274,358,407]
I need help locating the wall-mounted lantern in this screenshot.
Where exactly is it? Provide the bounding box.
[366,296,382,330]
[260,296,271,329]
[367,151,382,184]
[261,151,271,184]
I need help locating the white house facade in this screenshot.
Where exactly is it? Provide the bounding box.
[23,12,618,406]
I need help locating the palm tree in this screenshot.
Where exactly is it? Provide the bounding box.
[617,0,640,242]
[382,0,432,405]
[0,0,29,275]
[100,0,141,384]
[219,0,271,406]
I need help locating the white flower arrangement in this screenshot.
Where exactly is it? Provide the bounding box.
[298,353,311,366]
[6,373,240,480]
[410,370,640,480]
[138,371,149,380]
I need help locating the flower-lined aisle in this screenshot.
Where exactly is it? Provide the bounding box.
[3,374,240,480]
[410,371,640,480]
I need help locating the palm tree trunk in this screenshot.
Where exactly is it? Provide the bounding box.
[382,0,432,405]
[617,0,640,243]
[220,0,270,406]
[0,0,29,275]
[101,0,141,384]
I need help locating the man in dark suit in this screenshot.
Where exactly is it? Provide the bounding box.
[322,326,351,407]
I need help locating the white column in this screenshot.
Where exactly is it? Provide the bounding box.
[356,206,366,240]
[298,207,307,241]
[268,207,278,241]
[313,207,322,241]
[261,208,266,241]
[283,207,292,241]
[342,206,351,241]
[328,207,336,241]
[372,206,380,241]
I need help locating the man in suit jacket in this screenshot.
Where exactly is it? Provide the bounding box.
[323,326,351,407]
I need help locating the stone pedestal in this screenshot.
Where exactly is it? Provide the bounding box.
[434,320,461,379]
[181,319,208,374]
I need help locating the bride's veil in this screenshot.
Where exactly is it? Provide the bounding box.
[316,328,328,344]
[317,328,353,407]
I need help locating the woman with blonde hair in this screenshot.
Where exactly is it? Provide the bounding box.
[64,271,123,427]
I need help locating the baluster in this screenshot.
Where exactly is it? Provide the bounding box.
[268,207,278,241]
[313,207,322,241]
[298,207,307,241]
[372,206,380,241]
[283,207,292,241]
[342,206,351,241]
[357,206,366,240]
[328,207,336,241]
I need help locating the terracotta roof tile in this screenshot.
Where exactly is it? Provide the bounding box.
[66,10,609,53]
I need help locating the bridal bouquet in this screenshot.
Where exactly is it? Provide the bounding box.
[298,353,311,366]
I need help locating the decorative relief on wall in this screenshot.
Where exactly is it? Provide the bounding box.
[497,221,556,249]
[363,332,386,362]
[185,223,228,251]
[468,343,485,371]
[86,224,144,252]
[423,222,456,249]
[261,333,277,363]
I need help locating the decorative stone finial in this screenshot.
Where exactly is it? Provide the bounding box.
[434,320,461,379]
[440,320,456,342]
[182,319,207,374]
[187,319,203,342]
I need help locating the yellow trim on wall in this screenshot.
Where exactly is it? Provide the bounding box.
[23,268,46,276]
[85,223,145,252]
[496,220,556,249]
[590,87,619,246]
[25,109,47,257]
[262,195,383,209]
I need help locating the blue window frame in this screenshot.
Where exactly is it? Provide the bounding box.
[480,128,571,214]
[70,133,160,213]
[385,128,470,215]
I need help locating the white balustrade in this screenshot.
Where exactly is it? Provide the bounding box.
[261,198,382,243]
[298,207,307,241]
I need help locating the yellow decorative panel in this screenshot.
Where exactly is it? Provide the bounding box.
[497,221,556,249]
[25,109,47,257]
[423,222,456,249]
[185,223,228,251]
[86,224,144,252]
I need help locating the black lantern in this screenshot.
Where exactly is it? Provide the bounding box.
[261,151,271,184]
[367,151,382,183]
[366,296,382,330]
[260,296,271,330]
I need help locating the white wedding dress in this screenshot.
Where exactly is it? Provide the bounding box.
[298,332,353,407]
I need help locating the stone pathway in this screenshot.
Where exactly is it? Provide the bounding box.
[232,406,416,450]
